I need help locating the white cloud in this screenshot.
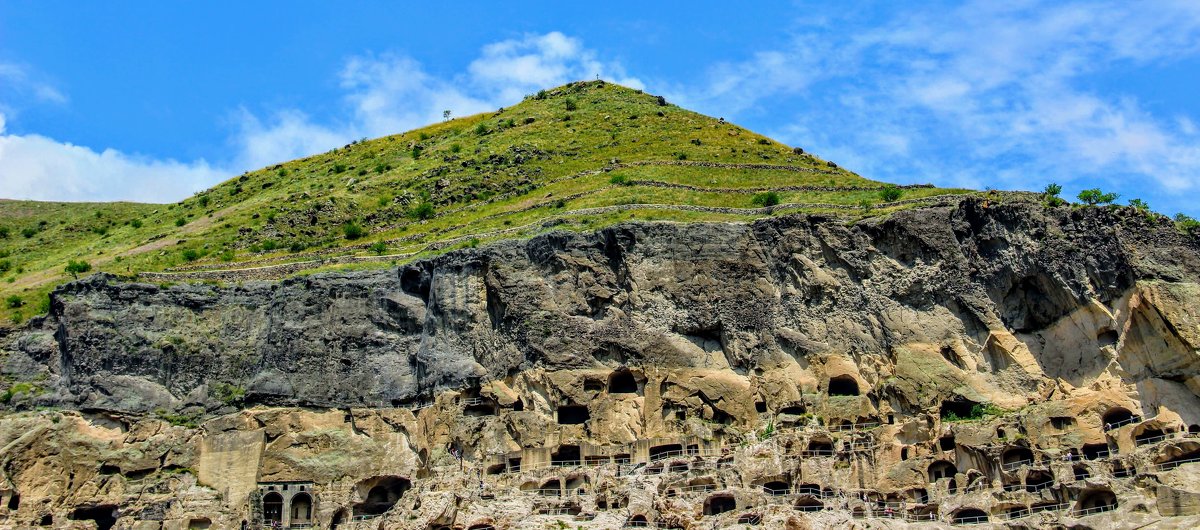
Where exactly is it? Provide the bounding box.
[2,31,639,203]
[687,0,1200,210]
[0,123,226,203]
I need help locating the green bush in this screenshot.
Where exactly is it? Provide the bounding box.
[609,174,630,185]
[21,227,36,238]
[65,259,91,278]
[277,167,288,178]
[130,219,143,229]
[859,198,874,212]
[879,186,903,202]
[418,132,430,141]
[369,241,388,255]
[1043,183,1062,197]
[1128,198,1150,212]
[409,202,435,220]
[565,98,577,111]
[198,195,210,208]
[260,240,278,251]
[175,217,187,227]
[0,260,10,273]
[450,143,462,153]
[474,123,489,136]
[1176,214,1200,236]
[0,227,9,238]
[332,163,347,174]
[212,382,246,406]
[5,295,22,309]
[411,145,423,159]
[1077,188,1119,205]
[757,138,770,145]
[342,222,367,240]
[374,163,388,174]
[751,192,782,207]
[181,249,200,262]
[675,153,687,161]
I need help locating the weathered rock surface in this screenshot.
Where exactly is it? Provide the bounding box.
[2,197,1200,529]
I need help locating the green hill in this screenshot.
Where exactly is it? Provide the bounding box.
[0,81,972,325]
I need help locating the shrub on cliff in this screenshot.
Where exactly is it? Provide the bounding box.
[1077,188,1119,205]
[752,192,781,207]
[342,222,367,240]
[879,186,903,202]
[64,260,91,279]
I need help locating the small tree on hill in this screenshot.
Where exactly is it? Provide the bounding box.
[1043,183,1062,197]
[65,260,91,279]
[879,186,903,202]
[1077,188,1119,205]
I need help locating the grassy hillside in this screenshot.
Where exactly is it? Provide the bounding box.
[0,81,973,325]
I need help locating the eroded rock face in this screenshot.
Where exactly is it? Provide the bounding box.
[2,197,1200,529]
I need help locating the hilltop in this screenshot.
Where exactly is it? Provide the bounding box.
[0,81,969,325]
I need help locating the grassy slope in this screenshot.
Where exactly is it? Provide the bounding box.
[0,81,973,325]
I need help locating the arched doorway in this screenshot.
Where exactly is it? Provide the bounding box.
[1102,408,1135,430]
[261,492,283,524]
[330,508,346,529]
[828,375,860,396]
[290,492,312,524]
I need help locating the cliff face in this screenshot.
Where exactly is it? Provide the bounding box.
[3,197,1200,529]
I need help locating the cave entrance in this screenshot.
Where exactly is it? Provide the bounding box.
[290,492,312,524]
[608,369,638,394]
[552,445,581,467]
[952,508,988,525]
[1073,465,1090,481]
[539,479,561,496]
[70,505,118,530]
[1077,489,1117,515]
[939,435,956,451]
[331,509,347,529]
[806,440,834,456]
[779,404,806,416]
[1001,447,1034,470]
[827,375,860,396]
[557,404,590,425]
[794,498,824,512]
[762,481,790,496]
[1136,427,1167,446]
[262,493,283,523]
[649,444,683,461]
[1026,470,1053,492]
[703,494,736,516]
[1102,408,1136,431]
[928,460,957,481]
[940,398,979,420]
[1082,443,1110,460]
[354,476,411,516]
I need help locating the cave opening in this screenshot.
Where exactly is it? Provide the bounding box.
[354,476,411,516]
[69,505,118,530]
[1135,428,1166,446]
[939,435,956,451]
[703,494,736,515]
[827,375,860,396]
[952,508,988,524]
[290,493,312,524]
[1002,447,1034,469]
[762,481,790,495]
[539,479,561,496]
[779,404,806,416]
[1026,470,1053,492]
[1077,489,1117,514]
[806,440,834,456]
[1073,465,1090,481]
[608,370,638,394]
[552,445,581,467]
[331,509,346,529]
[1102,408,1136,430]
[940,398,979,420]
[1082,443,1110,460]
[649,444,683,461]
[557,404,590,425]
[6,492,17,511]
[928,460,957,481]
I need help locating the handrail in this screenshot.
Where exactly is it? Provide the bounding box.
[800,449,835,457]
[1103,415,1143,431]
[1030,502,1070,514]
[952,515,990,525]
[1074,504,1116,516]
[997,507,1030,520]
[904,512,937,521]
[1158,455,1200,471]
[1001,458,1033,471]
[1135,433,1174,446]
[1084,449,1111,460]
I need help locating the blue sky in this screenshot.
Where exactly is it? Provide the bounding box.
[2,1,1200,217]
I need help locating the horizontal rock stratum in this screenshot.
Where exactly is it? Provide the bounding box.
[3,196,1200,529]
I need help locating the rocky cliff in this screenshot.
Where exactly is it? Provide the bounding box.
[2,196,1200,529]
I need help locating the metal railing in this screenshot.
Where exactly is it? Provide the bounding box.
[1001,458,1033,471]
[762,486,791,496]
[997,507,1030,520]
[1084,449,1111,460]
[1135,433,1173,446]
[1103,415,1142,431]
[1029,502,1070,514]
[952,515,990,525]
[647,448,722,463]
[799,449,835,457]
[904,512,937,522]
[1158,455,1200,471]
[1074,504,1116,517]
[1001,482,1025,492]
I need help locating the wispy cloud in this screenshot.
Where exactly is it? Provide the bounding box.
[680,0,1200,212]
[0,32,640,203]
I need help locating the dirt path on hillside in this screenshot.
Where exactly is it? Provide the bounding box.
[9,204,237,292]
